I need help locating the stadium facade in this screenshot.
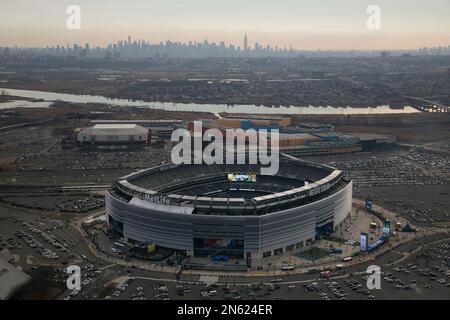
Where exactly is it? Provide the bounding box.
[106,155,352,267]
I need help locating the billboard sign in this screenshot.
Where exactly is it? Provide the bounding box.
[382,221,391,238]
[366,199,373,210]
[360,233,368,252]
[147,243,156,253]
[227,173,257,183]
[143,193,171,205]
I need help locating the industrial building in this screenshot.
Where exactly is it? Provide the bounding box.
[279,133,362,156]
[77,124,150,149]
[189,118,363,157]
[215,115,292,129]
[89,120,181,141]
[351,133,397,151]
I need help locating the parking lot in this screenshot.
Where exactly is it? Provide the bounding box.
[312,148,450,226]
[3,197,449,301]
[326,148,450,188]
[1,126,449,300]
[1,194,105,213]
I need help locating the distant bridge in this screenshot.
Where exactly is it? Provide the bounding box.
[403,96,450,113]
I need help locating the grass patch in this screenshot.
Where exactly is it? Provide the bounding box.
[296,246,331,261]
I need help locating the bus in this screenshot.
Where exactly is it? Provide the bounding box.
[281,266,295,271]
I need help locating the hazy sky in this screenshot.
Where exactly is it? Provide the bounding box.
[1,0,449,50]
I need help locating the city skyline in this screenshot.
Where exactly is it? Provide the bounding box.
[3,33,450,60]
[1,0,450,50]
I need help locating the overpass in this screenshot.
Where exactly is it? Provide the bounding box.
[403,96,450,113]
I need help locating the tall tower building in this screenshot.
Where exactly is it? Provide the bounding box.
[244,33,248,51]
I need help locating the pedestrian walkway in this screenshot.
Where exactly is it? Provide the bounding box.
[199,275,219,285]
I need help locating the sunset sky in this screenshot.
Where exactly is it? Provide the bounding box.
[1,0,449,50]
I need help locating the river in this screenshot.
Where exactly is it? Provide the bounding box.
[0,88,420,115]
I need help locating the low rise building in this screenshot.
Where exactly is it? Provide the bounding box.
[77,124,150,149]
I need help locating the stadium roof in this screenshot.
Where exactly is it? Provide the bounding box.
[93,124,141,129]
[91,120,182,124]
[80,124,149,136]
[111,156,346,215]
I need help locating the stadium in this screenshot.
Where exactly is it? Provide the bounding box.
[106,155,353,268]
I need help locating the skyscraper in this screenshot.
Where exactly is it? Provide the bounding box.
[244,33,248,51]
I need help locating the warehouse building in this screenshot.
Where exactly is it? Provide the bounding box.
[188,120,362,157]
[77,124,150,149]
[215,115,293,129]
[89,120,180,141]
